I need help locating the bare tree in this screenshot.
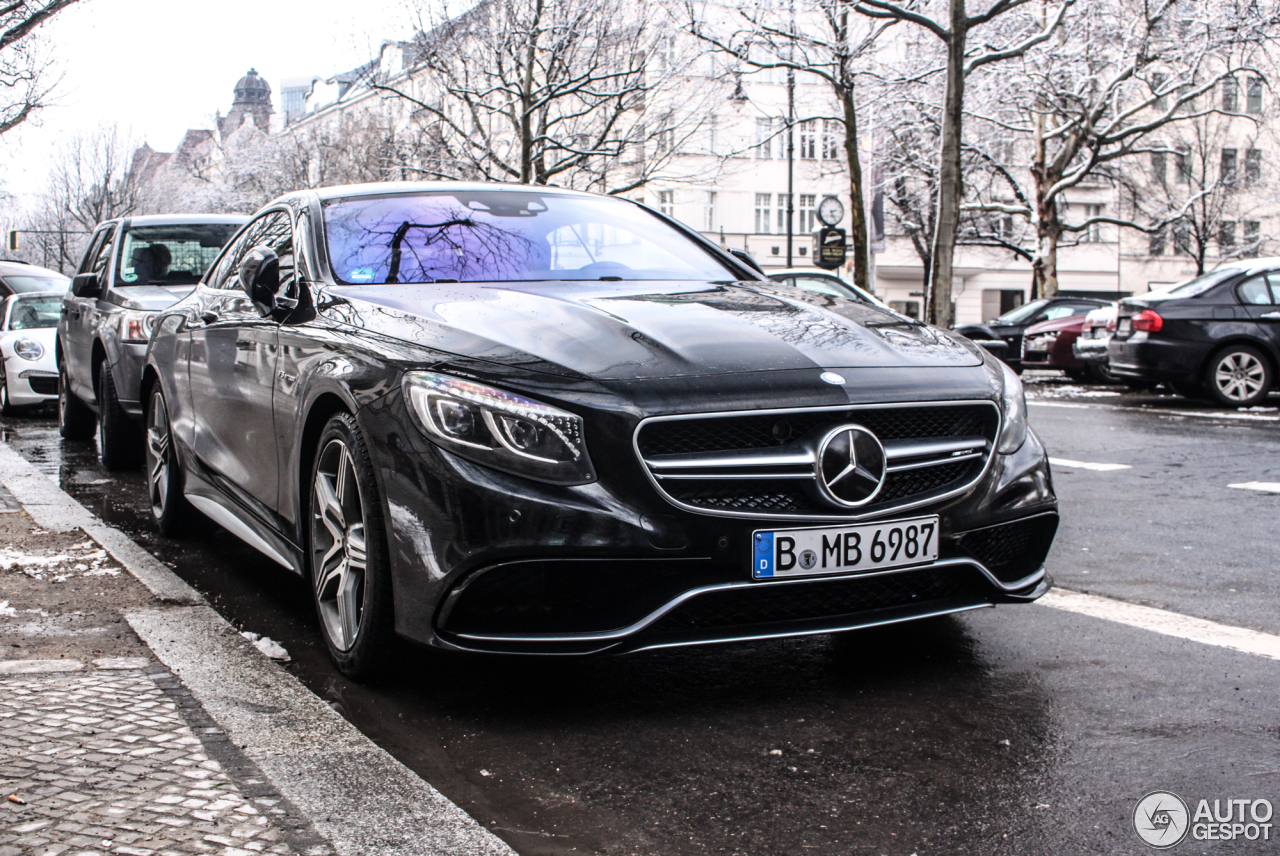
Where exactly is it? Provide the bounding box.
[373,0,723,195]
[47,125,147,230]
[963,0,1280,296]
[686,0,887,292]
[1,0,81,137]
[855,0,1073,326]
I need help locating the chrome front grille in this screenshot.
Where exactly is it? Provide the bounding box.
[635,401,1000,519]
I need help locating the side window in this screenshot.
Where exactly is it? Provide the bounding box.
[215,211,293,291]
[77,230,107,275]
[1238,275,1273,305]
[1043,305,1079,321]
[79,227,116,279]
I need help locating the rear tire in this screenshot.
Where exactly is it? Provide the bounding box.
[98,361,143,471]
[308,412,396,680]
[144,384,194,537]
[1204,345,1272,408]
[58,358,96,440]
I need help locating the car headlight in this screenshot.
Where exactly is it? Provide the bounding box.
[997,361,1027,454]
[12,337,44,361]
[120,311,158,344]
[403,371,596,485]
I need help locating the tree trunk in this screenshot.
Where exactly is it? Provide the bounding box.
[839,85,870,292]
[927,1,967,328]
[1034,218,1060,299]
[519,0,544,183]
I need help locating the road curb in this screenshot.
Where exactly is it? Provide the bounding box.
[0,439,515,856]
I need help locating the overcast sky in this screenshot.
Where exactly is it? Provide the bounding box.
[1,0,414,199]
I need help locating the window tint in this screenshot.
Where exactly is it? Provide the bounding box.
[117,224,240,286]
[323,191,735,284]
[1238,275,1273,305]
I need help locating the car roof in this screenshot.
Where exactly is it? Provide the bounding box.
[96,214,251,228]
[0,260,69,279]
[1212,256,1280,275]
[291,181,612,204]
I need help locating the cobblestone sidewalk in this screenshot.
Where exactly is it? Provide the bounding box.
[0,660,331,856]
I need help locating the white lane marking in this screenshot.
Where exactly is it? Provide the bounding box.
[1229,481,1280,494]
[1039,589,1280,662]
[1048,457,1132,472]
[1029,400,1280,421]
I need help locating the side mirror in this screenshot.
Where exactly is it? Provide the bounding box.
[239,245,282,316]
[727,247,766,276]
[71,272,101,298]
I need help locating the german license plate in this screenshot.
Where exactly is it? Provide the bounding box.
[1118,318,1131,333]
[752,516,940,579]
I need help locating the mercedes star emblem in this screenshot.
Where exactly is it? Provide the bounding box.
[816,425,887,507]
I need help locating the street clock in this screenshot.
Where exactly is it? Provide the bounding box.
[817,196,844,227]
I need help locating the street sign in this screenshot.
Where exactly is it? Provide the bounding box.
[814,226,846,270]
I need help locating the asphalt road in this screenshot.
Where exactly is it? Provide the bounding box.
[2,375,1278,855]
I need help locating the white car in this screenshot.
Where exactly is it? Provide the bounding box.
[0,291,62,414]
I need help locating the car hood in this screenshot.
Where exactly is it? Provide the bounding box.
[1024,315,1086,335]
[327,280,985,380]
[107,284,196,312]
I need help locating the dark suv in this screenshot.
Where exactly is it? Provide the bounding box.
[58,214,246,467]
[1109,259,1280,406]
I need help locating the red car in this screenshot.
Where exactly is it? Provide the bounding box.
[1021,314,1091,380]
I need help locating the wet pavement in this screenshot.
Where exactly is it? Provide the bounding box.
[2,379,1278,855]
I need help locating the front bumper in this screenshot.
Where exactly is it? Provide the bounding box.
[4,355,59,406]
[1072,335,1110,365]
[112,342,149,419]
[368,389,1059,655]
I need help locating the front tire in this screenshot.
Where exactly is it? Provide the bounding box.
[1205,345,1272,408]
[0,363,15,417]
[98,361,143,471]
[58,358,96,440]
[308,412,395,679]
[144,385,194,536]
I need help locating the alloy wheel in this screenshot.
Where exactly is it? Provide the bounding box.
[1214,351,1266,402]
[145,390,171,518]
[311,438,368,653]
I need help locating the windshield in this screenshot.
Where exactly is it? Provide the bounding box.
[1142,269,1239,300]
[323,191,737,284]
[116,224,240,286]
[3,273,69,293]
[7,295,61,330]
[991,298,1047,324]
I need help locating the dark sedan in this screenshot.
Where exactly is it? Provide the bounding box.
[957,296,1109,372]
[142,182,1058,677]
[1109,259,1280,406]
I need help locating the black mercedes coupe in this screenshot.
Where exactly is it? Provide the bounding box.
[142,183,1058,677]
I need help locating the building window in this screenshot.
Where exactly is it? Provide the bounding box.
[755,118,774,159]
[1220,220,1237,253]
[1223,76,1239,112]
[777,193,791,233]
[658,190,674,218]
[655,123,675,156]
[1152,72,1167,111]
[1149,227,1166,256]
[705,191,717,231]
[1246,148,1261,185]
[1221,148,1238,185]
[799,120,817,159]
[1151,150,1167,184]
[799,194,816,233]
[1175,145,1192,183]
[656,34,678,70]
[1247,76,1264,114]
[822,119,841,160]
[754,193,772,233]
[1244,220,1261,256]
[1173,223,1193,255]
[1081,204,1104,242]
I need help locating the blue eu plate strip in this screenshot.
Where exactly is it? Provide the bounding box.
[754,531,774,578]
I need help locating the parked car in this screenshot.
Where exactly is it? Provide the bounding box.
[0,259,70,296]
[0,291,62,414]
[57,214,247,468]
[1070,304,1118,381]
[768,268,888,308]
[955,296,1109,372]
[1109,259,1280,406]
[142,182,1058,678]
[1020,314,1092,380]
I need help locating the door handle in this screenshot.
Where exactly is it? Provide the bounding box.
[1261,311,1280,320]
